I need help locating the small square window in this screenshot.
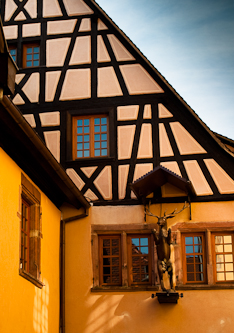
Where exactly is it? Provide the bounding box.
[23,43,40,68]
[73,115,109,159]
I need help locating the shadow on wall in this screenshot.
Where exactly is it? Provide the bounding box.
[33,279,49,333]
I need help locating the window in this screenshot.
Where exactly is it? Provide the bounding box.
[127,235,152,286]
[212,233,234,283]
[73,115,108,159]
[92,228,155,290]
[20,174,43,288]
[182,233,207,284]
[99,235,122,286]
[9,45,17,62]
[23,43,40,68]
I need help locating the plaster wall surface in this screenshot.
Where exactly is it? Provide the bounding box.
[0,148,61,333]
[65,204,234,333]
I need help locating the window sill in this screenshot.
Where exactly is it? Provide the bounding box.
[176,284,234,290]
[91,286,159,292]
[19,269,44,289]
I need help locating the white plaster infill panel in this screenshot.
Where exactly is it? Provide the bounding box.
[81,166,98,178]
[107,34,135,62]
[131,163,153,198]
[39,112,60,127]
[12,94,25,105]
[159,123,174,157]
[120,64,164,95]
[160,161,182,177]
[22,73,40,103]
[3,25,18,39]
[98,19,108,31]
[204,159,234,194]
[143,104,151,119]
[94,166,112,200]
[60,69,91,100]
[46,38,71,67]
[69,36,91,65]
[158,104,173,118]
[15,74,25,85]
[118,165,130,200]
[23,23,41,37]
[44,131,60,162]
[137,124,153,159]
[66,168,85,190]
[79,18,91,32]
[97,67,122,97]
[133,163,153,182]
[170,122,207,155]
[23,114,36,128]
[15,12,26,21]
[43,0,63,17]
[47,19,77,35]
[45,71,61,102]
[183,160,213,196]
[63,0,94,15]
[97,36,111,63]
[4,0,17,21]
[84,189,98,202]
[117,105,139,121]
[24,0,37,19]
[117,125,136,160]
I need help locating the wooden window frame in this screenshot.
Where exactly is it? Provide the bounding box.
[212,232,234,284]
[72,114,109,160]
[91,225,156,291]
[181,233,207,284]
[99,235,122,286]
[127,234,152,286]
[22,42,40,68]
[19,174,43,289]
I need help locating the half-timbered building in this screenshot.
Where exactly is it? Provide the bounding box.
[1,0,234,332]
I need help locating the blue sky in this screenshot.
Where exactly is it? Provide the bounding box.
[96,0,234,140]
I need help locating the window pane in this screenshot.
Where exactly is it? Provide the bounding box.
[77,143,83,150]
[84,127,89,133]
[101,125,107,132]
[95,134,100,141]
[77,136,83,142]
[186,255,194,264]
[84,143,89,149]
[101,142,107,148]
[112,258,119,266]
[84,151,90,157]
[186,246,193,254]
[216,263,224,271]
[103,267,110,275]
[187,264,194,272]
[101,134,107,141]
[223,235,232,243]
[226,272,234,280]
[95,142,100,149]
[185,237,193,245]
[194,236,202,244]
[26,61,32,67]
[95,126,100,132]
[224,244,233,252]
[187,273,194,281]
[27,47,32,53]
[77,120,82,126]
[101,118,107,124]
[194,245,203,253]
[225,254,233,262]
[34,47,39,53]
[94,118,100,125]
[77,151,83,158]
[225,263,233,271]
[112,247,119,255]
[84,119,89,126]
[132,238,139,246]
[95,150,100,156]
[101,149,107,156]
[217,272,225,281]
[34,53,39,60]
[77,127,83,134]
[103,258,110,265]
[84,135,89,142]
[215,245,223,253]
[34,60,39,67]
[27,54,32,60]
[141,247,148,254]
[215,236,223,244]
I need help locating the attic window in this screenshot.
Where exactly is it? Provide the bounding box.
[72,115,109,159]
[23,43,40,68]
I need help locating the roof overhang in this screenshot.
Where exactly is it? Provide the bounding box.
[130,165,195,201]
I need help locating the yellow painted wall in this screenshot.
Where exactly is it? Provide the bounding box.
[0,148,61,333]
[65,203,234,333]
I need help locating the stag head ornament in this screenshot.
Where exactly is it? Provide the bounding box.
[145,202,190,292]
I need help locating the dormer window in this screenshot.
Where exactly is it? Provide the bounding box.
[23,43,40,68]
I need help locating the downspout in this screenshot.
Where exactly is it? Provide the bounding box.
[59,208,89,333]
